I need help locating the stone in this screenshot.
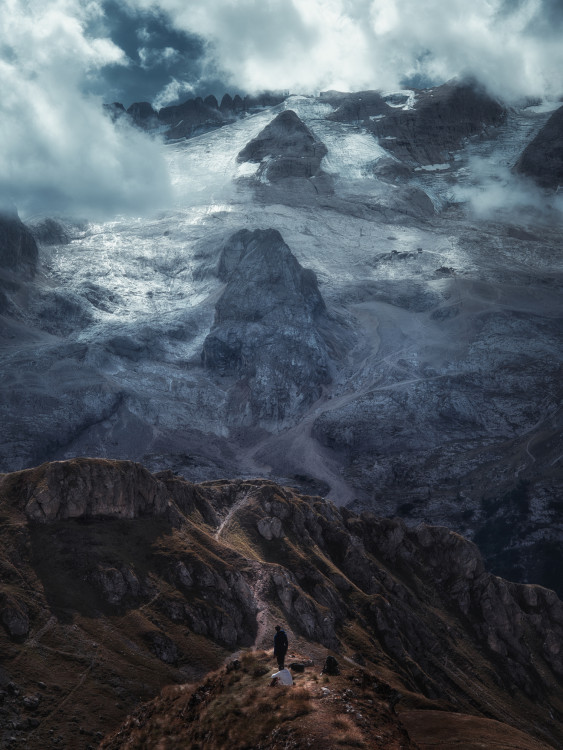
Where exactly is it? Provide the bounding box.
[146,632,179,664]
[0,600,29,641]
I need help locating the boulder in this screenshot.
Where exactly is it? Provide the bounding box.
[0,596,29,641]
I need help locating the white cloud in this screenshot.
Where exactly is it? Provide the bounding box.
[138,45,181,70]
[153,78,195,109]
[0,0,171,219]
[124,0,563,101]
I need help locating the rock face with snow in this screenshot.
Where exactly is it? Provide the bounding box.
[202,228,332,423]
[1,459,563,748]
[515,104,563,188]
[372,80,506,165]
[237,109,328,182]
[126,101,158,128]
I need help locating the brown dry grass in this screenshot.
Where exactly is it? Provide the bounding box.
[100,651,425,750]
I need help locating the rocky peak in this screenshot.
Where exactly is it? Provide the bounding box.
[126,101,158,125]
[324,90,391,122]
[202,228,331,422]
[237,109,328,182]
[214,228,326,321]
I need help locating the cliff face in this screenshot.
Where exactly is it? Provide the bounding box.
[1,458,563,749]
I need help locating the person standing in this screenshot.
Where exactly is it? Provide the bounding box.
[273,625,288,670]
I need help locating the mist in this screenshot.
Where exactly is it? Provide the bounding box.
[451,156,563,224]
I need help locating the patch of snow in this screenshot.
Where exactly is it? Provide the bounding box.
[416,163,451,172]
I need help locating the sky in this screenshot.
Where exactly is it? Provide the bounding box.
[1,0,562,219]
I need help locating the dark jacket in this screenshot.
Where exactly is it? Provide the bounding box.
[273,630,288,655]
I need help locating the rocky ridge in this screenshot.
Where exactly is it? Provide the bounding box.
[112,91,288,140]
[0,458,563,748]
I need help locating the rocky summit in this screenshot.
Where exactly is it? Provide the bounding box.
[237,109,328,183]
[1,458,563,748]
[202,228,336,423]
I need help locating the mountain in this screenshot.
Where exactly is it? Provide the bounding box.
[0,80,561,602]
[1,458,563,748]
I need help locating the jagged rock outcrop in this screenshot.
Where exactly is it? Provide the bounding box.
[118,91,288,141]
[237,109,328,182]
[1,458,563,749]
[372,80,506,165]
[514,104,563,188]
[202,228,332,423]
[0,206,38,275]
